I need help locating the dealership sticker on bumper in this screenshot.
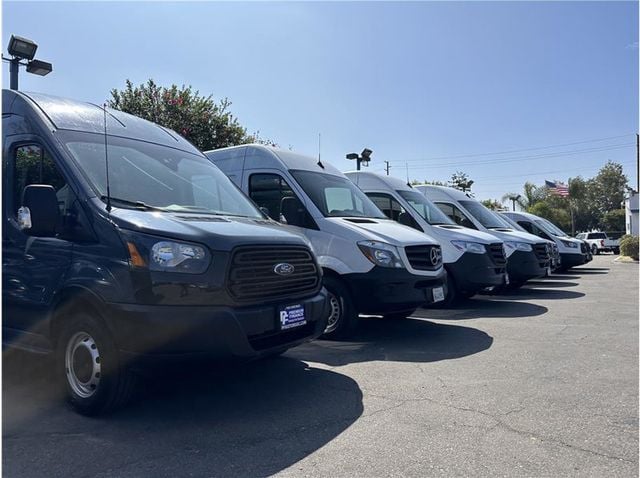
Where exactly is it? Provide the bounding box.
[432,287,445,303]
[279,304,306,330]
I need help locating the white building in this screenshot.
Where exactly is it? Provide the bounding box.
[625,191,639,235]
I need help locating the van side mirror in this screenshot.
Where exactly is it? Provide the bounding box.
[19,185,59,237]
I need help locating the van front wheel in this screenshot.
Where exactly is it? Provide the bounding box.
[321,276,358,340]
[57,309,136,416]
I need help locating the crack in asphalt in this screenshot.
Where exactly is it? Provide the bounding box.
[359,392,636,465]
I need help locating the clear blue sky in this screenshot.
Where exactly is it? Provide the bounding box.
[3,1,638,201]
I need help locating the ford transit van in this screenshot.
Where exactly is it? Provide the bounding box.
[346,172,507,303]
[416,185,551,287]
[206,145,446,338]
[2,91,329,415]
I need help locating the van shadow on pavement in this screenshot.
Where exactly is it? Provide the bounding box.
[416,297,548,320]
[524,280,579,288]
[494,286,585,301]
[3,350,363,478]
[288,317,493,367]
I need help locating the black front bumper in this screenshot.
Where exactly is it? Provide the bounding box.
[507,250,547,283]
[560,252,588,269]
[446,252,506,293]
[344,267,447,314]
[106,289,329,362]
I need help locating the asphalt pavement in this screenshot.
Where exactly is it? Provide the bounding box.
[3,255,638,477]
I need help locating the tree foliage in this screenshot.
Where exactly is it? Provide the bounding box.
[449,171,474,194]
[108,79,274,151]
[508,162,628,234]
[481,199,503,211]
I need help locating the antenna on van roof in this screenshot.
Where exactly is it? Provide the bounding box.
[102,103,112,212]
[405,162,412,188]
[317,133,324,169]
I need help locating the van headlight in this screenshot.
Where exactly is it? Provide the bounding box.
[121,230,211,274]
[504,241,533,255]
[358,241,403,268]
[451,241,486,254]
[560,239,579,249]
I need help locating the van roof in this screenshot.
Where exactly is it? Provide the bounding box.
[503,211,538,220]
[344,171,413,191]
[413,184,473,201]
[205,144,346,177]
[2,89,200,155]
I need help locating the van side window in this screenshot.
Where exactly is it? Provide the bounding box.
[13,144,70,218]
[435,202,477,229]
[517,221,534,234]
[249,173,315,229]
[365,192,422,231]
[366,193,406,220]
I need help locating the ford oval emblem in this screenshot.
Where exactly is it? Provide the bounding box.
[274,263,295,276]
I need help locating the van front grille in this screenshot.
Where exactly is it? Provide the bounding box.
[534,243,550,266]
[227,246,320,303]
[405,245,442,271]
[488,243,507,267]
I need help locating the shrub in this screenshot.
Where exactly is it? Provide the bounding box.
[619,235,639,260]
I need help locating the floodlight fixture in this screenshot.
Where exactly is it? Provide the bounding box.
[26,59,52,76]
[8,35,37,60]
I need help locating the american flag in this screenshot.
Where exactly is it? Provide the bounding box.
[545,180,569,197]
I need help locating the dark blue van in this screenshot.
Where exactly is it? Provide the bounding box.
[2,90,329,415]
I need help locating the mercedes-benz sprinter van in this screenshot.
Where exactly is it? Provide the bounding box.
[416,185,551,287]
[206,145,447,338]
[345,172,507,304]
[2,91,329,415]
[498,212,561,271]
[501,211,590,271]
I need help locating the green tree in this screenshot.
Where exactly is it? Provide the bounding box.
[528,201,572,233]
[589,161,628,217]
[481,199,503,210]
[502,182,546,210]
[449,171,474,194]
[108,79,273,151]
[600,209,626,232]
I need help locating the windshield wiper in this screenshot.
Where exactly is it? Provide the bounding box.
[101,196,164,211]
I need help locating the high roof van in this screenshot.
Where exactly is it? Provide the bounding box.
[502,211,590,270]
[206,145,447,338]
[416,185,552,287]
[2,90,328,415]
[345,172,507,303]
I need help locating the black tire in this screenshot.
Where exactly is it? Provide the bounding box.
[56,306,136,416]
[383,309,417,320]
[591,244,599,255]
[321,275,359,340]
[613,247,620,255]
[505,280,525,290]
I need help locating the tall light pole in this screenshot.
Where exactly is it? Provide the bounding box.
[3,35,53,90]
[346,148,373,171]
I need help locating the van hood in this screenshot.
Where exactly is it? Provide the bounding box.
[431,225,502,244]
[109,208,309,251]
[484,228,548,244]
[324,217,438,246]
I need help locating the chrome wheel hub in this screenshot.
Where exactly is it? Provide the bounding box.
[65,332,101,398]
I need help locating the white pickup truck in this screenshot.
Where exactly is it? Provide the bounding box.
[576,232,620,255]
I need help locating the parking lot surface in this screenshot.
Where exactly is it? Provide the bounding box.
[3,255,638,477]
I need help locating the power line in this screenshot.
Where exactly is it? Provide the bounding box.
[404,143,634,169]
[402,133,634,162]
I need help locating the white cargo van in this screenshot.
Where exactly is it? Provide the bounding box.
[206,145,447,338]
[416,185,551,287]
[345,172,507,303]
[502,211,590,270]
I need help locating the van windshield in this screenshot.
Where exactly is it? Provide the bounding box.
[60,132,262,218]
[459,200,512,229]
[535,219,568,237]
[290,170,386,218]
[397,190,453,225]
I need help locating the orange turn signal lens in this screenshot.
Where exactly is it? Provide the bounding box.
[126,242,147,268]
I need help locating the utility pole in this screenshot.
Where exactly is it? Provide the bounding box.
[636,133,640,193]
[384,161,391,176]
